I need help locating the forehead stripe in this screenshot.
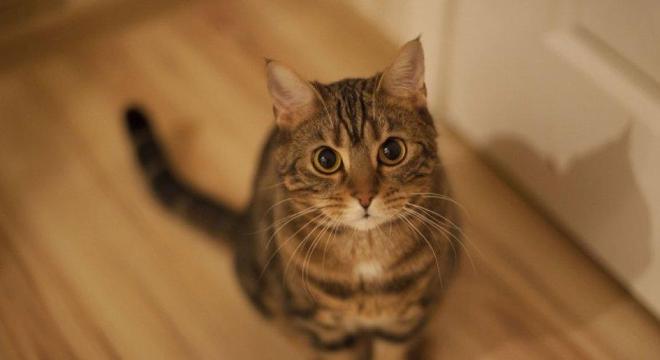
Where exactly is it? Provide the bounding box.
[357,93,369,140]
[343,92,360,143]
[335,98,354,141]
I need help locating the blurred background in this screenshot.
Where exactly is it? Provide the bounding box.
[1,0,659,359]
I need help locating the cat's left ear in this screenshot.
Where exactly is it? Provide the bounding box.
[266,60,317,129]
[380,37,426,105]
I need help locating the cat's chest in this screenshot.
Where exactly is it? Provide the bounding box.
[335,231,402,280]
[352,261,384,280]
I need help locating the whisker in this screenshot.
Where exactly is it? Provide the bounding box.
[406,202,483,266]
[248,210,313,236]
[259,213,324,279]
[256,205,316,234]
[321,218,341,275]
[282,217,328,284]
[259,180,286,191]
[260,206,318,248]
[410,192,469,217]
[403,206,476,273]
[396,213,442,280]
[407,202,468,242]
[302,217,334,301]
[264,197,294,215]
[374,220,395,250]
[389,217,394,239]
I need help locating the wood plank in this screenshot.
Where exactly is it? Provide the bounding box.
[0,0,658,359]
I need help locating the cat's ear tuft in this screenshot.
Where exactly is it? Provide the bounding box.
[266,61,316,129]
[380,38,426,103]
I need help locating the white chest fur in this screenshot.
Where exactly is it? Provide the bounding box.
[353,261,383,280]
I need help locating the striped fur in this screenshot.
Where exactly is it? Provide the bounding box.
[125,42,460,360]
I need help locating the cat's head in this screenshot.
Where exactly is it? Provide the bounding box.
[267,39,439,231]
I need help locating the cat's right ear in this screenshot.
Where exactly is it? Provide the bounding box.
[380,37,426,106]
[266,60,317,129]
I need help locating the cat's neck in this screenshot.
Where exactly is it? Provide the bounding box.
[324,220,417,269]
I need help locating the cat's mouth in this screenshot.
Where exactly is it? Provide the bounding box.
[344,211,389,231]
[332,197,394,231]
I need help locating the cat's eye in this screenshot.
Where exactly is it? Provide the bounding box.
[378,137,406,166]
[313,146,342,174]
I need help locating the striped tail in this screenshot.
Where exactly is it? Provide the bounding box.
[124,106,240,242]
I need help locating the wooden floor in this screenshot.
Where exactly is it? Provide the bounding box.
[1,1,659,359]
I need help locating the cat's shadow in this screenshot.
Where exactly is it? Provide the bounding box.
[485,126,652,280]
[430,127,652,358]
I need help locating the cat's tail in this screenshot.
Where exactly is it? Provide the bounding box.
[124,106,240,243]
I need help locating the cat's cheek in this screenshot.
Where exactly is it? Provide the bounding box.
[367,197,387,218]
[342,201,366,222]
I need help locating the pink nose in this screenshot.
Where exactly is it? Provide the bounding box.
[355,194,374,209]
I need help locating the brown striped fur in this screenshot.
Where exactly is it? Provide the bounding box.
[125,39,460,359]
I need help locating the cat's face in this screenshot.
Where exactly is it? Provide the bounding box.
[267,39,436,231]
[277,79,438,231]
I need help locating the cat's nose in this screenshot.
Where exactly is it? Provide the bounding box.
[355,194,374,210]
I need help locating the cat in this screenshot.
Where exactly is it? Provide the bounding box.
[125,38,460,360]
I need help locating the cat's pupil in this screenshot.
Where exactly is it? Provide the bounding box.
[382,139,402,160]
[318,148,337,169]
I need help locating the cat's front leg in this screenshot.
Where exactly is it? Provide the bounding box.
[373,335,429,360]
[309,337,371,360]
[313,348,368,360]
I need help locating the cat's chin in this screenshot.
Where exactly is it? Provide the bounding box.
[345,215,389,231]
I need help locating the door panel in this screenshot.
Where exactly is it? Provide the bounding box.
[446,0,660,317]
[579,0,660,83]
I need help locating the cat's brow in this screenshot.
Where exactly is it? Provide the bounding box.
[329,78,379,144]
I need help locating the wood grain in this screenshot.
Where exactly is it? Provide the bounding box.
[0,0,658,358]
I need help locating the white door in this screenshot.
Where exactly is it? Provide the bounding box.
[444,0,660,316]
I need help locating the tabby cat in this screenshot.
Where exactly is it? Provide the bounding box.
[125,39,460,360]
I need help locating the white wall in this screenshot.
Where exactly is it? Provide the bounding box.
[342,0,450,117]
